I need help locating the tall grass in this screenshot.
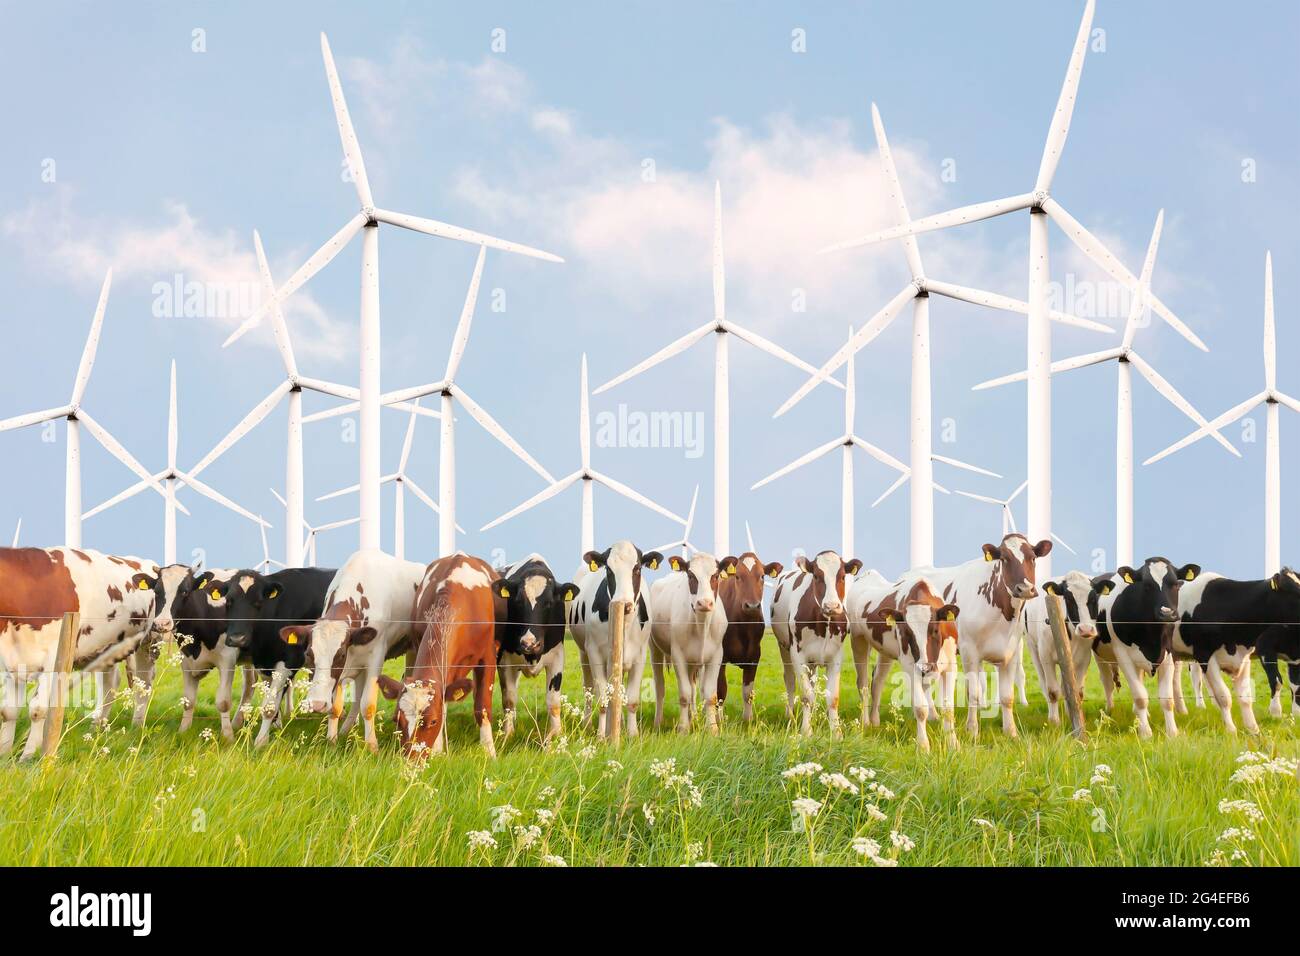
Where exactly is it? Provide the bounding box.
[1,636,1295,866]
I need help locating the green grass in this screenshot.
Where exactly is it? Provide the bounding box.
[1,635,1296,866]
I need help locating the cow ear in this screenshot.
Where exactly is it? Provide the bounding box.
[981,544,1000,563]
[719,556,739,577]
[377,675,405,701]
[491,578,513,600]
[582,550,604,572]
[883,611,897,629]
[348,626,379,646]
[279,625,310,646]
[641,551,664,571]
[1178,564,1201,582]
[1033,539,1053,558]
[264,583,281,600]
[668,555,686,573]
[1043,580,1059,596]
[940,604,960,622]
[1118,566,1136,584]
[193,573,210,591]
[794,555,810,572]
[844,559,863,576]
[1091,574,1114,596]
[764,561,784,579]
[556,583,579,602]
[1271,575,1279,590]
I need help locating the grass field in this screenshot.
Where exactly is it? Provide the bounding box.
[1,634,1296,867]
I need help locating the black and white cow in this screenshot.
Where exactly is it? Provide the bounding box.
[1168,568,1300,733]
[491,554,577,742]
[1255,570,1300,719]
[218,567,335,747]
[566,541,664,738]
[1019,571,1102,727]
[1094,557,1199,738]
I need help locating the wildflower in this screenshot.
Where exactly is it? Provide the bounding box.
[642,803,657,827]
[973,818,995,830]
[1229,755,1298,784]
[866,782,895,801]
[513,825,542,850]
[603,759,624,778]
[1218,799,1264,823]
[819,772,859,795]
[183,765,197,779]
[869,854,898,867]
[82,732,93,742]
[694,861,719,867]
[848,766,876,783]
[791,797,822,819]
[649,758,678,781]
[1071,788,1091,802]
[535,808,555,828]
[865,804,888,823]
[541,854,567,867]
[200,728,215,743]
[539,786,556,800]
[851,837,881,858]
[1235,750,1269,765]
[490,804,522,833]
[1218,827,1256,843]
[890,831,916,852]
[482,777,499,793]
[1093,764,1113,777]
[467,830,497,852]
[781,762,823,780]
[685,842,704,863]
[577,744,597,761]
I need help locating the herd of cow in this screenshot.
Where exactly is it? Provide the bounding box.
[1,533,1299,760]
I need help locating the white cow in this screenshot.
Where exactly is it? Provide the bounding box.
[770,550,862,738]
[293,550,425,753]
[567,541,664,738]
[649,551,737,734]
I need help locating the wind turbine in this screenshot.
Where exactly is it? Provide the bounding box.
[313,246,553,556]
[752,327,996,559]
[223,34,562,552]
[953,480,1076,555]
[316,400,463,560]
[1145,252,1294,574]
[800,0,1203,580]
[270,488,359,567]
[10,519,20,548]
[257,517,285,573]
[654,485,701,557]
[971,211,1237,567]
[480,354,683,556]
[83,361,269,565]
[593,183,846,556]
[784,101,1111,568]
[0,270,171,547]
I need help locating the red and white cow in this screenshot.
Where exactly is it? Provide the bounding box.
[649,551,737,734]
[0,547,162,759]
[716,552,782,723]
[896,534,1050,739]
[378,553,499,759]
[288,550,425,753]
[848,571,960,750]
[770,550,862,737]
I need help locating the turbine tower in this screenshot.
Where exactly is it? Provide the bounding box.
[0,270,171,547]
[972,211,1237,566]
[800,1,1202,578]
[83,361,269,565]
[1146,252,1294,574]
[223,34,561,552]
[593,183,843,555]
[789,101,1111,567]
[480,354,683,557]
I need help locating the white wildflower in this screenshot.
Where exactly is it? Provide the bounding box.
[781,762,823,780]
[819,771,859,795]
[791,797,823,819]
[890,830,915,852]
[467,830,497,852]
[541,854,567,867]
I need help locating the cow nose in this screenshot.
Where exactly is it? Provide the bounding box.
[694,599,714,613]
[823,600,842,614]
[918,662,934,676]
[520,636,542,655]
[743,601,762,613]
[1076,624,1097,638]
[1159,606,1177,621]
[1014,583,1038,599]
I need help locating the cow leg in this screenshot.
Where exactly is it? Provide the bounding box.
[20,669,55,761]
[715,663,728,722]
[338,680,365,737]
[1014,642,1028,706]
[1096,658,1118,711]
[1043,653,1063,727]
[671,646,694,734]
[1171,660,1188,716]
[178,658,211,733]
[578,653,595,726]
[850,636,871,729]
[0,670,19,756]
[543,646,564,743]
[1203,657,1237,735]
[360,676,382,755]
[996,659,1018,739]
[1288,663,1300,717]
[231,664,256,731]
[796,660,815,737]
[1232,657,1260,735]
[939,666,959,749]
[1262,656,1284,717]
[474,657,497,758]
[1190,660,1206,708]
[326,679,346,742]
[1155,655,1179,738]
[781,649,798,722]
[1112,648,1152,739]
[868,656,892,728]
[128,644,157,728]
[92,668,116,726]
[961,645,982,739]
[906,665,929,753]
[499,662,521,741]
[741,664,757,724]
[623,641,646,738]
[255,664,290,748]
[651,639,667,731]
[825,653,843,740]
[215,654,238,741]
[701,656,722,736]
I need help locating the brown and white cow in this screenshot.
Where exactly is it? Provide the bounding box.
[770,550,862,737]
[716,552,782,723]
[848,570,960,751]
[0,547,162,759]
[895,533,1051,739]
[377,552,499,759]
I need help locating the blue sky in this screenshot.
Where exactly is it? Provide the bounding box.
[0,1,1296,578]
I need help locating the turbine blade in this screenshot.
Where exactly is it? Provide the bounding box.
[751,437,845,489]
[724,322,844,390]
[176,471,270,527]
[932,454,1002,478]
[1142,390,1265,465]
[371,208,563,263]
[296,377,360,402]
[316,515,361,533]
[818,193,1035,254]
[1121,209,1164,350]
[377,382,443,406]
[579,354,590,469]
[713,181,725,322]
[167,360,178,470]
[953,490,1004,507]
[452,387,554,482]
[745,520,756,555]
[398,400,419,473]
[925,278,1113,333]
[301,402,358,424]
[76,411,173,503]
[0,404,75,432]
[479,470,582,532]
[82,476,155,520]
[850,434,909,474]
[591,322,714,395]
[71,269,113,407]
[1009,479,1029,503]
[320,33,374,210]
[189,381,292,478]
[316,481,361,502]
[253,230,299,379]
[401,477,464,532]
[590,470,684,524]
[870,471,910,509]
[270,488,287,509]
[974,346,1124,390]
[10,518,18,547]
[1274,392,1300,417]
[774,283,915,418]
[1129,352,1241,459]
[870,102,924,279]
[445,245,486,382]
[1034,0,1096,193]
[1050,531,1078,556]
[684,484,699,539]
[1264,251,1275,392]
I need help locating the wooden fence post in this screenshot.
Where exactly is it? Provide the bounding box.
[42,611,79,759]
[608,600,626,746]
[1044,595,1087,741]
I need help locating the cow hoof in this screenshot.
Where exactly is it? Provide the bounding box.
[366,740,379,755]
[946,734,960,751]
[221,727,235,743]
[254,736,270,750]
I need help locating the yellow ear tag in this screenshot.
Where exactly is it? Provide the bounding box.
[946,610,956,621]
[286,633,298,645]
[564,588,575,601]
[984,552,993,562]
[138,579,151,590]
[1185,569,1195,581]
[588,560,599,572]
[649,559,659,570]
[885,615,895,628]
[210,587,221,600]
[1122,573,1133,584]
[1271,578,1278,590]
[499,586,510,598]
[768,567,777,577]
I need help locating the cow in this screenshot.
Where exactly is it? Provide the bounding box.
[716,552,782,723]
[848,571,960,750]
[284,550,425,753]
[1255,570,1300,719]
[217,567,336,748]
[152,564,257,738]
[377,552,499,758]
[0,548,162,759]
[770,550,862,737]
[1093,557,1198,739]
[1019,571,1101,727]
[648,552,738,734]
[491,554,577,743]
[896,533,1051,739]
[1164,568,1300,735]
[566,541,664,738]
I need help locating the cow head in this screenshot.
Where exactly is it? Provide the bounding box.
[981,534,1052,601]
[219,571,285,649]
[298,616,379,714]
[724,552,783,617]
[668,552,738,615]
[1043,571,1100,638]
[1268,567,1300,601]
[794,551,862,616]
[377,674,440,757]
[119,563,164,630]
[583,540,663,610]
[492,567,576,660]
[1121,558,1198,624]
[871,597,960,678]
